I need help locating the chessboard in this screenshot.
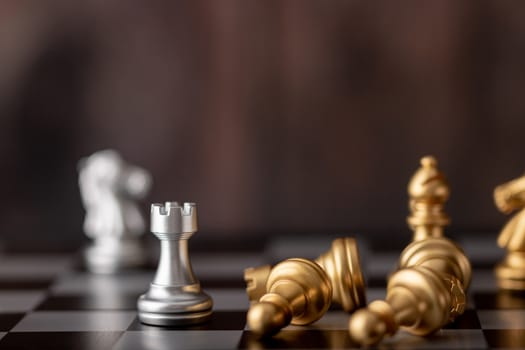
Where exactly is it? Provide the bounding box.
[0,233,521,350]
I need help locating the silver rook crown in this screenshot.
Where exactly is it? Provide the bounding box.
[150,202,197,238]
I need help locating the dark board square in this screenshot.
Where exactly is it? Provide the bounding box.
[366,276,387,288]
[192,237,267,254]
[443,309,481,329]
[484,329,525,348]
[127,311,246,331]
[200,278,246,289]
[36,295,138,311]
[0,279,53,290]
[474,290,525,309]
[0,314,24,331]
[369,235,409,252]
[0,332,122,350]
[238,330,355,349]
[471,260,499,269]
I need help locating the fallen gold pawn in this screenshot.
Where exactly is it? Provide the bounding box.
[246,258,332,337]
[244,237,366,313]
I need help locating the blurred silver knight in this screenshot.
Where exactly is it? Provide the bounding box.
[78,149,152,273]
[138,202,213,326]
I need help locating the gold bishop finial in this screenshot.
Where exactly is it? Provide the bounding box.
[247,258,332,337]
[494,174,525,290]
[244,238,366,313]
[407,156,450,241]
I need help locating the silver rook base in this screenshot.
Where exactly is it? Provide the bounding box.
[138,202,212,326]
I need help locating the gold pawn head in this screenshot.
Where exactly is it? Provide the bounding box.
[407,156,450,241]
[398,237,472,289]
[244,238,366,312]
[348,300,397,346]
[348,266,465,346]
[247,258,332,337]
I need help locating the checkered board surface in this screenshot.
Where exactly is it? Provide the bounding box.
[0,233,521,349]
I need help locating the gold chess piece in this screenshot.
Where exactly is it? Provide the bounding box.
[494,174,525,290]
[399,237,471,290]
[246,258,332,337]
[245,264,272,303]
[244,238,366,312]
[407,156,450,241]
[348,266,465,346]
[348,237,471,346]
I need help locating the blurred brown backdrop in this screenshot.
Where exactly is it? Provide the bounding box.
[1,0,525,249]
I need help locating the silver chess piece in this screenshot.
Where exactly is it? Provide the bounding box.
[78,149,152,274]
[138,202,213,326]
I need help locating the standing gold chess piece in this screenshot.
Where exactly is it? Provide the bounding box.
[244,238,366,313]
[494,174,525,290]
[407,156,450,241]
[348,237,471,346]
[246,258,332,337]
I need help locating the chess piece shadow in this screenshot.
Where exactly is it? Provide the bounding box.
[239,328,357,349]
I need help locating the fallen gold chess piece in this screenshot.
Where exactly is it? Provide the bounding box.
[246,258,332,336]
[244,238,366,337]
[348,237,471,346]
[244,238,366,312]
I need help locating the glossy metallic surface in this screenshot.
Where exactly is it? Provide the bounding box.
[244,238,366,312]
[315,238,366,312]
[407,156,450,241]
[349,266,465,346]
[399,237,472,289]
[244,264,271,304]
[247,258,332,337]
[349,232,472,345]
[137,202,212,326]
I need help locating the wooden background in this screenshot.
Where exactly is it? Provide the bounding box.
[1,1,525,248]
